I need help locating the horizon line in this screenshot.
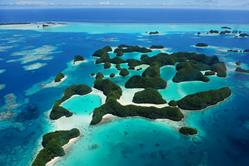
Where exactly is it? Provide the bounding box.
[0,6,249,11]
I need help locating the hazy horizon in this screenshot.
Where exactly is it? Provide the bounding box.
[1,0,249,10]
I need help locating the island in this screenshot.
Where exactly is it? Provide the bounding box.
[73,55,85,64]
[95,72,104,79]
[114,45,152,55]
[104,62,111,69]
[209,30,219,34]
[195,43,208,47]
[32,128,80,166]
[179,127,197,135]
[173,61,210,83]
[148,31,159,35]
[239,33,249,38]
[125,75,167,89]
[50,84,92,120]
[119,68,129,77]
[150,45,164,49]
[110,73,115,78]
[94,78,122,101]
[235,67,249,74]
[176,87,231,110]
[54,72,65,83]
[90,99,183,125]
[132,88,167,104]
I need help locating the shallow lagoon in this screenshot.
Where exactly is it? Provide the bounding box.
[0,23,249,166]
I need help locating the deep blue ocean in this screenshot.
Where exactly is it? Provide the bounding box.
[1,8,249,24]
[0,8,249,166]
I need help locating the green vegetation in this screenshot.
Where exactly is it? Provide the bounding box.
[109,57,125,64]
[173,67,209,83]
[54,72,65,82]
[127,59,142,69]
[125,75,167,89]
[104,62,111,69]
[115,64,121,70]
[239,33,249,38]
[177,87,231,110]
[120,68,129,77]
[142,63,161,78]
[32,128,80,166]
[93,46,112,64]
[148,31,159,35]
[195,43,208,47]
[150,45,164,49]
[211,62,227,77]
[50,84,92,120]
[179,127,197,135]
[235,67,249,74]
[110,73,115,78]
[209,30,219,34]
[114,45,152,54]
[95,72,104,80]
[90,99,183,125]
[132,88,166,104]
[168,100,177,107]
[73,55,85,63]
[93,46,112,57]
[172,60,225,82]
[94,79,122,100]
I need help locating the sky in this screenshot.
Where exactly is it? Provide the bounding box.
[0,0,249,9]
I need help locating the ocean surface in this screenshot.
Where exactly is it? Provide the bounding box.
[0,8,249,166]
[1,8,249,24]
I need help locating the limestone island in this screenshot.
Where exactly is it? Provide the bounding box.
[148,31,159,35]
[54,72,65,83]
[32,128,80,166]
[91,77,183,125]
[235,67,249,74]
[50,84,92,120]
[73,55,85,64]
[195,43,208,47]
[176,87,231,110]
[179,127,198,135]
[150,45,164,49]
[132,88,167,104]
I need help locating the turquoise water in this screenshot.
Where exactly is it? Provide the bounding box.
[61,94,101,116]
[0,23,249,166]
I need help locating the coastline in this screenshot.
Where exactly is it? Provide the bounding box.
[46,137,80,166]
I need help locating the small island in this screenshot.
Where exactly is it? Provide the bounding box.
[73,55,85,64]
[32,128,80,166]
[176,87,231,110]
[179,127,197,135]
[150,45,164,49]
[119,68,129,77]
[195,43,208,47]
[54,72,65,83]
[148,31,159,35]
[94,78,122,100]
[235,67,249,74]
[125,75,167,89]
[132,88,167,104]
